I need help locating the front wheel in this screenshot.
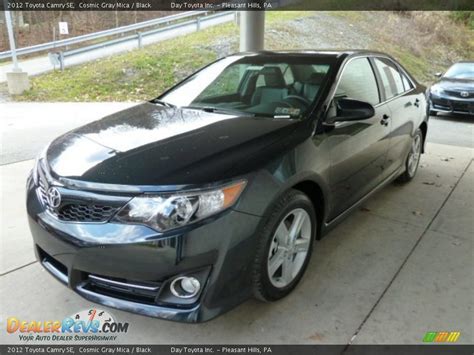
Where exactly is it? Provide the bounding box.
[396,128,423,183]
[252,189,316,302]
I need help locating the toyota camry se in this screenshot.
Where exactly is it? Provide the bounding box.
[27,50,428,322]
[429,61,474,117]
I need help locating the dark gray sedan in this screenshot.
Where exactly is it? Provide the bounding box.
[26,50,428,322]
[429,61,474,117]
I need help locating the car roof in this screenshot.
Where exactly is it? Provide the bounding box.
[235,49,390,58]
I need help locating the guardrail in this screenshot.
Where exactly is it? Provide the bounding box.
[0,11,236,67]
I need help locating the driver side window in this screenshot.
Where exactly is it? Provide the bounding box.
[336,58,380,106]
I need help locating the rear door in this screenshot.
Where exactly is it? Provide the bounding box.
[371,57,424,175]
[326,57,392,219]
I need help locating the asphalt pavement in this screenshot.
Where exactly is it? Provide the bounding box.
[0,103,133,165]
[1,104,472,165]
[0,104,473,345]
[427,113,474,148]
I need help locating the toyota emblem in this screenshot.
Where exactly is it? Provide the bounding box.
[460,91,469,98]
[46,187,62,209]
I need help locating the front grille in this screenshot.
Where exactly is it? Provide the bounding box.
[431,97,450,106]
[444,90,473,99]
[36,162,121,223]
[38,186,119,223]
[56,204,118,222]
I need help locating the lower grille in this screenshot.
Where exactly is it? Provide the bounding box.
[433,99,474,114]
[37,246,69,284]
[85,274,161,304]
[452,102,473,113]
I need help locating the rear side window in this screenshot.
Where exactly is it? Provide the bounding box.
[336,57,380,105]
[373,58,405,99]
[401,72,413,91]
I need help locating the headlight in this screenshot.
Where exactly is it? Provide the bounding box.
[431,86,444,96]
[114,180,247,232]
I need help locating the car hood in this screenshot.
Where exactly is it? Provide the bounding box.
[46,103,302,186]
[433,77,474,90]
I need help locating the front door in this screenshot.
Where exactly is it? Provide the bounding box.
[325,57,392,220]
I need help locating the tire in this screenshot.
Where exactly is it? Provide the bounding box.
[252,189,317,302]
[429,110,438,116]
[396,128,423,183]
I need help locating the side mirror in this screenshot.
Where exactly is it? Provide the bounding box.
[327,98,375,124]
[434,72,443,78]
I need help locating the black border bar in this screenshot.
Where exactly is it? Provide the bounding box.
[1,0,474,11]
[1,345,474,355]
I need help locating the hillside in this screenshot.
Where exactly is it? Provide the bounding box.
[6,11,473,102]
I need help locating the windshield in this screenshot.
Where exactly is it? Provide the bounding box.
[159,55,332,119]
[444,63,474,80]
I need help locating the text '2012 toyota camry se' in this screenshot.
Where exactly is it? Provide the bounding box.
[27,50,429,322]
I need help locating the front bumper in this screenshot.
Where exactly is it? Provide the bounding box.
[430,94,474,116]
[26,176,262,322]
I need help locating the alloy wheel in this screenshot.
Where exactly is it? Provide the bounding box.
[267,208,312,288]
[407,133,422,177]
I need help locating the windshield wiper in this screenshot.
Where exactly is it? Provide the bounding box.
[180,105,298,119]
[181,106,255,117]
[248,112,298,119]
[150,99,176,108]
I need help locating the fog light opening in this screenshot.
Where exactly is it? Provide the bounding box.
[170,276,201,298]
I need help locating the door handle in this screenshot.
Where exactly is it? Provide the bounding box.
[380,114,389,126]
[414,98,420,107]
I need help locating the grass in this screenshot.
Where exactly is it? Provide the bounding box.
[9,11,472,102]
[18,26,230,102]
[335,11,473,84]
[14,11,310,102]
[450,11,474,29]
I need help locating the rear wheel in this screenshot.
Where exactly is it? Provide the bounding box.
[252,189,316,302]
[396,128,423,183]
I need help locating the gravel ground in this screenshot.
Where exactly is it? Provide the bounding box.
[203,13,373,58]
[205,37,239,58]
[266,13,373,50]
